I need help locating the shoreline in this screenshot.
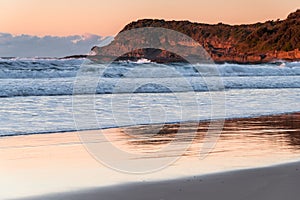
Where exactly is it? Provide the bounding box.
[15,160,300,200]
[1,111,300,199]
[1,110,299,138]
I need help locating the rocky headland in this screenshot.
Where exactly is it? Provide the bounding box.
[91,10,300,64]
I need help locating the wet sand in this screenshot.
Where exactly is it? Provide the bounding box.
[1,112,300,200]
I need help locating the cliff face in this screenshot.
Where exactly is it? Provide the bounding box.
[92,10,300,63]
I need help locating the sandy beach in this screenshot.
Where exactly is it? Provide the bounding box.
[1,112,300,200]
[17,160,300,200]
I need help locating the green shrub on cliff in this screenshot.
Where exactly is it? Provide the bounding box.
[121,10,300,54]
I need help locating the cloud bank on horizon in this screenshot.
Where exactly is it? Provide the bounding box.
[0,33,113,57]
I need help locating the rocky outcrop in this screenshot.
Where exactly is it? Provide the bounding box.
[91,10,300,64]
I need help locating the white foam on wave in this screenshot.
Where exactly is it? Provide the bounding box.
[1,58,300,79]
[136,58,152,64]
[0,59,299,97]
[0,88,299,136]
[195,62,300,77]
[0,75,300,97]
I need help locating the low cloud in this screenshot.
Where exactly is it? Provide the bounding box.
[0,33,113,57]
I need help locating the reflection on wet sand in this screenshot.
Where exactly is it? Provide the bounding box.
[103,112,300,158]
[1,113,300,199]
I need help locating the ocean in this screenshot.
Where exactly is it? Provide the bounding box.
[0,57,300,136]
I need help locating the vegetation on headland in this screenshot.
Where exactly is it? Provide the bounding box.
[92,10,300,63]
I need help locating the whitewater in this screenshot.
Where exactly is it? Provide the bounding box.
[0,57,299,136]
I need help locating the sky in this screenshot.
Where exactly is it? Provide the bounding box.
[0,0,299,57]
[1,0,299,36]
[0,33,113,57]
